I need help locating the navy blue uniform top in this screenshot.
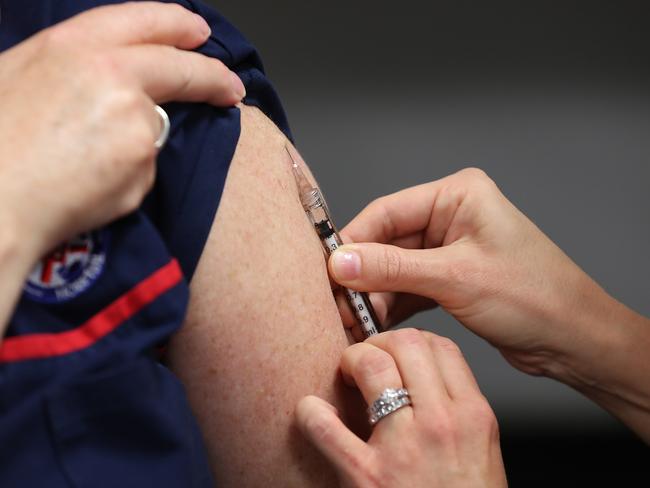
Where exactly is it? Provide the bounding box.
[0,1,291,486]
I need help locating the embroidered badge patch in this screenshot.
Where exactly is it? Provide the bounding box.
[24,230,109,304]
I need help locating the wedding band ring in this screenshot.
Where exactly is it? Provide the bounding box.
[154,105,170,150]
[368,388,412,426]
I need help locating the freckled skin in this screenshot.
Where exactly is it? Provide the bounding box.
[167,105,366,487]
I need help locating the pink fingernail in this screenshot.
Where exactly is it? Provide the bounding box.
[194,14,211,37]
[331,249,360,281]
[230,72,246,99]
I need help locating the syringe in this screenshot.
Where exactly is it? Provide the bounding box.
[285,147,380,338]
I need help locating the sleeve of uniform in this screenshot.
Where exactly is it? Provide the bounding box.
[141,0,293,280]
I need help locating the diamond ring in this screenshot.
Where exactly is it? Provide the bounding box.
[368,388,412,426]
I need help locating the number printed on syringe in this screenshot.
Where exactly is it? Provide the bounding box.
[322,228,379,335]
[345,290,379,334]
[323,235,340,256]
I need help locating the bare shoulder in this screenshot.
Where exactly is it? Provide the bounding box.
[167,104,365,487]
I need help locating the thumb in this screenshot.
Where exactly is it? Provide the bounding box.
[295,396,372,482]
[328,243,454,298]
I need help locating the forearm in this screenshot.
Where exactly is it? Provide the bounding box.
[544,275,650,442]
[0,212,38,339]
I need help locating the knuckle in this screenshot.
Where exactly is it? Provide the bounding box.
[425,412,457,444]
[90,51,126,83]
[211,58,230,76]
[129,3,158,33]
[462,166,498,192]
[391,328,426,348]
[211,60,234,90]
[469,397,500,434]
[433,335,462,355]
[41,24,75,48]
[304,409,336,444]
[174,55,194,97]
[110,88,146,118]
[460,166,489,181]
[365,195,396,238]
[36,21,85,51]
[354,348,395,380]
[378,246,403,284]
[350,455,381,488]
[366,195,386,213]
[377,198,397,239]
[350,451,377,479]
[165,1,189,18]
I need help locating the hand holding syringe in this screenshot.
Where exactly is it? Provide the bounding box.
[286,147,380,338]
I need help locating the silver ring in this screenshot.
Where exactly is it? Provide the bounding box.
[368,387,411,426]
[154,105,170,150]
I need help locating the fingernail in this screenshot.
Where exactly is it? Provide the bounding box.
[331,249,360,281]
[194,14,211,37]
[230,72,246,99]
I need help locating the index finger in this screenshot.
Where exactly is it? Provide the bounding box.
[424,333,482,400]
[120,45,244,106]
[341,174,463,245]
[63,2,211,49]
[366,329,448,408]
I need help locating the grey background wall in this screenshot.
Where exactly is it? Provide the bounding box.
[209,0,649,479]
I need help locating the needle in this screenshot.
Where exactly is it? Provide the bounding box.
[285,145,313,196]
[283,146,380,337]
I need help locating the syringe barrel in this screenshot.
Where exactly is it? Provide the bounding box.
[303,191,380,337]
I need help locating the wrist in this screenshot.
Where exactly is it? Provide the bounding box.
[0,204,41,275]
[0,205,42,337]
[539,270,614,378]
[543,275,650,437]
[500,261,611,379]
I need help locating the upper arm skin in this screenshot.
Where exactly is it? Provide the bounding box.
[166,105,367,486]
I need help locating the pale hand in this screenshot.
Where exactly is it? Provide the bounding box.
[0,2,246,259]
[296,329,507,488]
[329,169,650,442]
[329,168,604,376]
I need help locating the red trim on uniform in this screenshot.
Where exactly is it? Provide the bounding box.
[0,259,183,363]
